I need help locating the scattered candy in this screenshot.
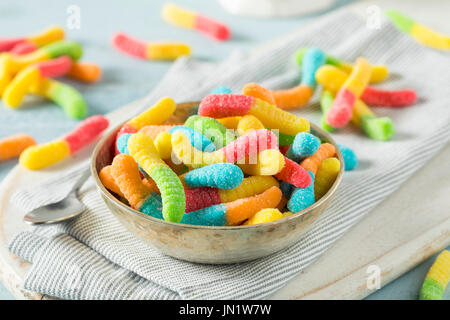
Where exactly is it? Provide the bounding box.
[184,163,243,190]
[420,250,450,300]
[112,32,191,60]
[338,144,358,171]
[314,157,340,200]
[386,10,450,51]
[10,42,38,55]
[20,115,108,170]
[162,3,231,41]
[67,62,102,83]
[0,26,65,52]
[0,134,36,161]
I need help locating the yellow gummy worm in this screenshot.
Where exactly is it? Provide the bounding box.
[127,97,176,130]
[154,131,172,159]
[314,157,340,200]
[237,115,264,136]
[218,175,279,203]
[238,149,285,176]
[217,116,242,129]
[27,26,65,47]
[244,208,284,225]
[337,62,388,84]
[3,66,40,108]
[0,54,14,96]
[19,140,70,170]
[343,57,372,97]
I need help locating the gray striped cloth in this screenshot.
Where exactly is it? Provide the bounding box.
[8,9,450,300]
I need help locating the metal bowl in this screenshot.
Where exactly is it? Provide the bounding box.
[91,101,344,264]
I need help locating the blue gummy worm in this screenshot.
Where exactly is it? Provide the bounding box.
[184,163,244,190]
[139,193,164,220]
[169,125,216,152]
[116,133,132,154]
[180,203,228,226]
[338,144,358,171]
[301,48,326,88]
[287,171,315,213]
[211,86,232,94]
[287,132,321,162]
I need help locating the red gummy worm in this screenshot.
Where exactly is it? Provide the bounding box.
[0,38,25,52]
[275,157,312,188]
[185,187,221,213]
[326,89,355,128]
[198,94,254,118]
[279,145,290,155]
[64,115,109,153]
[221,129,278,163]
[10,41,38,55]
[37,56,73,77]
[194,14,231,41]
[361,86,417,107]
[112,32,147,59]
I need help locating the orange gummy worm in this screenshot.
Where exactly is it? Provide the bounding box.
[139,124,177,140]
[300,143,336,175]
[242,83,276,105]
[99,165,124,197]
[67,62,102,83]
[0,133,36,161]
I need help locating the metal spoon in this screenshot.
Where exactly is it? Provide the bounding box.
[23,169,91,225]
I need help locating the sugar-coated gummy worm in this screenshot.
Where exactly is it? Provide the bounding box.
[239,149,285,176]
[162,3,231,41]
[420,250,450,300]
[154,131,173,159]
[184,115,236,149]
[180,186,281,226]
[0,26,65,52]
[242,83,276,105]
[353,99,395,141]
[139,124,177,139]
[299,48,326,88]
[326,57,372,128]
[171,129,278,168]
[275,156,312,188]
[244,208,284,225]
[0,55,14,95]
[112,32,191,60]
[30,78,88,119]
[236,115,265,136]
[338,144,358,171]
[319,91,336,132]
[19,115,108,170]
[286,132,321,162]
[184,163,243,190]
[67,62,102,83]
[10,42,38,55]
[198,94,310,135]
[99,165,125,198]
[127,132,185,222]
[294,47,388,83]
[300,143,336,175]
[0,133,36,161]
[211,86,231,94]
[218,175,279,203]
[287,171,315,213]
[3,56,73,108]
[386,10,450,51]
[314,157,340,200]
[169,125,216,152]
[316,65,417,107]
[216,117,241,129]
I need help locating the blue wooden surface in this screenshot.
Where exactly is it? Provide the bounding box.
[0,0,446,300]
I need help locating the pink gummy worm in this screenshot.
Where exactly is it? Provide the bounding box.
[36,56,73,77]
[194,14,231,41]
[326,88,355,128]
[112,32,147,59]
[221,129,278,163]
[0,38,26,52]
[275,157,312,188]
[198,94,254,118]
[185,186,221,213]
[361,86,417,107]
[64,115,109,153]
[10,41,38,55]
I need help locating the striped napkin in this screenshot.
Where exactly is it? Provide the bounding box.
[8,9,450,299]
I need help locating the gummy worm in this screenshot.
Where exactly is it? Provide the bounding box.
[337,144,358,171]
[184,115,236,149]
[314,157,340,200]
[420,250,450,300]
[244,208,285,226]
[0,26,65,52]
[0,134,36,161]
[184,163,243,190]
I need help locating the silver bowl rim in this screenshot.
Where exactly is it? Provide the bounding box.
[90,101,344,231]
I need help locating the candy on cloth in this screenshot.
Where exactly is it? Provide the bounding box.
[10,42,38,55]
[275,157,312,188]
[99,165,124,197]
[316,65,417,107]
[319,91,336,132]
[353,99,395,141]
[127,132,185,222]
[162,3,231,41]
[420,250,450,300]
[139,124,176,139]
[338,144,358,171]
[0,134,36,161]
[299,47,326,88]
[184,115,236,149]
[184,163,243,190]
[244,208,284,225]
[361,86,417,107]
[198,94,310,135]
[171,129,277,168]
[314,157,340,200]
[287,171,315,213]
[236,115,264,136]
[218,175,279,203]
[112,32,191,60]
[386,10,450,51]
[169,125,216,152]
[294,47,388,83]
[286,132,321,162]
[300,143,336,175]
[154,131,173,159]
[239,149,285,176]
[216,116,241,129]
[271,84,314,110]
[67,62,102,83]
[326,57,372,128]
[211,86,232,94]
[3,57,73,108]
[19,115,108,170]
[0,26,65,52]
[30,78,88,119]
